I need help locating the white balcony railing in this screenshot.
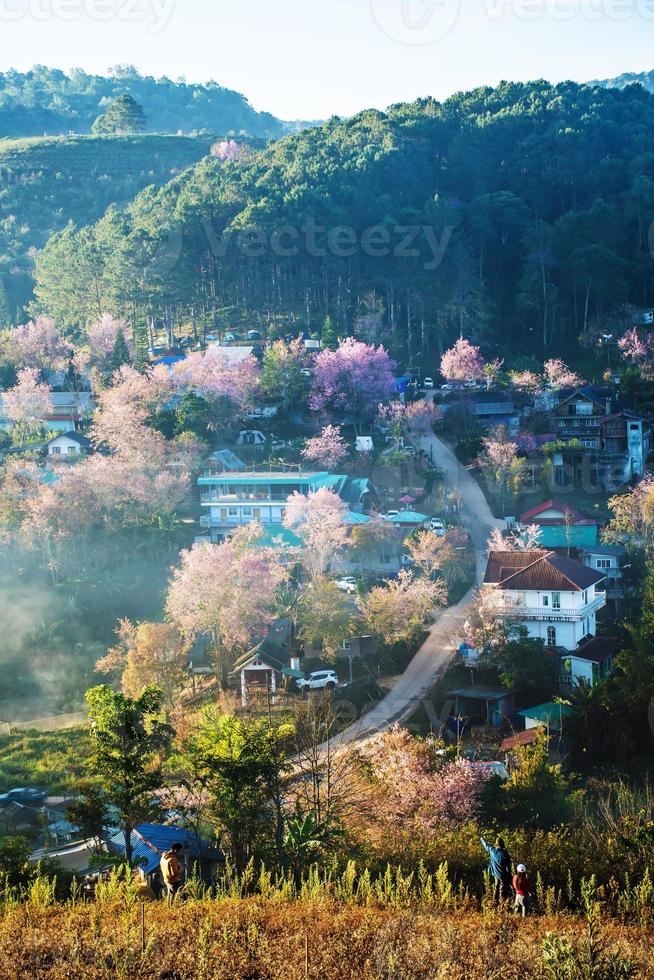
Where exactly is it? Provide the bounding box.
[494,593,606,622]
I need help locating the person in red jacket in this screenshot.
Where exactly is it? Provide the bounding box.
[512,864,533,917]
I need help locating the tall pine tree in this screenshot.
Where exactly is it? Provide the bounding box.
[133,316,149,372]
[112,328,131,371]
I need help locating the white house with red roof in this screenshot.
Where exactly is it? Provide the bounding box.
[484,549,606,651]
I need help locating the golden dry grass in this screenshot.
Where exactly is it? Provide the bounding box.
[0,899,652,979]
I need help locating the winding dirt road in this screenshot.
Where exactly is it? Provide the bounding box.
[330,432,502,747]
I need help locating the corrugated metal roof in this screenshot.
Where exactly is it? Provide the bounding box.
[110,823,222,874]
[517,702,573,729]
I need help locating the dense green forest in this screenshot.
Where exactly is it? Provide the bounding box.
[0,133,215,318]
[0,65,295,139]
[32,80,654,359]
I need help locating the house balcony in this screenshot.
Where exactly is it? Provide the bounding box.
[494,593,606,622]
[200,493,290,504]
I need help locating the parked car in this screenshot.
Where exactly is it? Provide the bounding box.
[246,330,261,340]
[429,517,445,536]
[402,445,417,455]
[300,368,313,377]
[296,669,339,691]
[205,333,219,343]
[383,510,400,519]
[335,576,357,595]
[271,437,290,451]
[0,787,47,805]
[440,383,454,392]
[223,332,240,342]
[400,554,415,568]
[423,377,434,389]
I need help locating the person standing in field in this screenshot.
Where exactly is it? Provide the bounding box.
[513,864,534,917]
[160,842,184,898]
[480,836,512,903]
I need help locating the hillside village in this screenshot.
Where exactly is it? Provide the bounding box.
[3,61,654,976]
[0,304,653,882]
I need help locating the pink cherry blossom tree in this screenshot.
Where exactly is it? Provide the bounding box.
[11,316,74,377]
[509,370,543,396]
[85,314,131,373]
[165,525,287,686]
[377,400,442,449]
[440,338,486,383]
[309,338,396,427]
[357,726,490,846]
[173,348,261,416]
[543,358,585,390]
[302,425,348,471]
[618,327,654,380]
[2,368,53,444]
[90,365,171,463]
[479,426,523,516]
[283,487,348,582]
[210,139,251,162]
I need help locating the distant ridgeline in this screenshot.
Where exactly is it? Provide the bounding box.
[0,66,297,139]
[593,69,654,93]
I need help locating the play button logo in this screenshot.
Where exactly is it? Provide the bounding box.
[370,0,460,45]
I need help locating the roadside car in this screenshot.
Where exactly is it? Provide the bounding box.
[296,670,339,691]
[423,377,434,389]
[335,576,357,594]
[0,787,47,805]
[429,517,445,536]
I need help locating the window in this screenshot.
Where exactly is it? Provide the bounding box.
[542,595,549,607]
[582,590,588,605]
[341,639,352,651]
[552,592,560,609]
[575,402,592,416]
[558,420,566,428]
[228,507,238,516]
[51,446,61,455]
[546,626,557,647]
[596,558,611,569]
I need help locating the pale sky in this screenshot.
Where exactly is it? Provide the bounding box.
[0,0,652,119]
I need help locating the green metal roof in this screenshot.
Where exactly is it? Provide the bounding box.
[198,471,326,485]
[344,511,372,525]
[534,525,598,548]
[517,702,573,730]
[257,525,302,548]
[387,510,428,524]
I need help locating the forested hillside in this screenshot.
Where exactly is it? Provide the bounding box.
[0,66,294,139]
[0,133,214,319]
[32,80,654,359]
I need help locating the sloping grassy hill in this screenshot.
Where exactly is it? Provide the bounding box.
[0,133,214,317]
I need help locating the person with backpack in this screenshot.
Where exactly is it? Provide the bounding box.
[480,836,512,903]
[160,842,184,898]
[512,863,533,917]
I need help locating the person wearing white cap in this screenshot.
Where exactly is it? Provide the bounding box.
[512,863,533,917]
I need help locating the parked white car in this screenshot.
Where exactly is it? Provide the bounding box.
[335,576,357,595]
[423,377,434,389]
[430,517,445,536]
[383,510,400,520]
[296,670,339,691]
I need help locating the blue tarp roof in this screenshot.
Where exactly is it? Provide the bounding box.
[110,823,222,874]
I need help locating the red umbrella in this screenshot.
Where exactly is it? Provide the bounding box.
[400,494,416,504]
